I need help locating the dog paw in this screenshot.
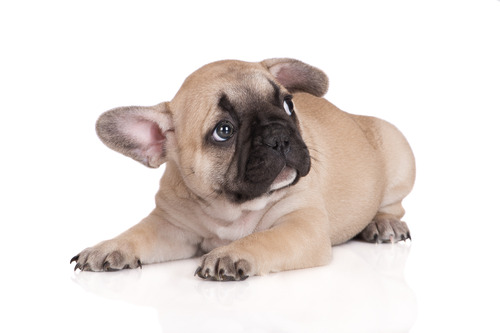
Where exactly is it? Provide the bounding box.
[358,214,411,243]
[70,241,142,272]
[195,248,253,281]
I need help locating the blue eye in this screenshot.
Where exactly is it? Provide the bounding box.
[284,97,294,116]
[213,121,235,142]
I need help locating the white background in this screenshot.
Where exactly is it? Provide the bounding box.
[1,0,499,332]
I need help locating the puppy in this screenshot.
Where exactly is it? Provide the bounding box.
[71,58,415,281]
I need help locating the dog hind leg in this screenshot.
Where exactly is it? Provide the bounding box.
[357,117,415,244]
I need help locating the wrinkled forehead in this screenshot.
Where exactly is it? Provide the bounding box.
[171,60,281,124]
[219,73,279,109]
[176,61,277,101]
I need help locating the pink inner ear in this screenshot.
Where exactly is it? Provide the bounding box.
[125,118,166,158]
[273,63,307,90]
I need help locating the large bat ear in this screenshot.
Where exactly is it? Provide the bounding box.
[261,58,329,97]
[96,102,173,168]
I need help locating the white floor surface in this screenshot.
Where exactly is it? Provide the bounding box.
[4,219,500,332]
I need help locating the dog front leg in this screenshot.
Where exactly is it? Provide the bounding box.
[71,209,200,271]
[196,208,332,281]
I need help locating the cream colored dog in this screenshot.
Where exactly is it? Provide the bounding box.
[71,58,415,281]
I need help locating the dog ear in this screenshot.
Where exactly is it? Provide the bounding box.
[261,58,329,97]
[96,102,173,168]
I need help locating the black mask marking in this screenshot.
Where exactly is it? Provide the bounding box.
[222,97,311,203]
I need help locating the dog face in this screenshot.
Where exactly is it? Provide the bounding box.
[170,61,312,203]
[96,59,328,204]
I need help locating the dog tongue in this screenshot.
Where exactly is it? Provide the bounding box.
[269,167,297,191]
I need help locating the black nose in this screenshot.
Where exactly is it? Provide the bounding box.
[262,126,291,155]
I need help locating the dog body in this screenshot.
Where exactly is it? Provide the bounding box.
[72,59,415,280]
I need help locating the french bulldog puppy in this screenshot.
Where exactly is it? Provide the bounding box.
[71,58,415,281]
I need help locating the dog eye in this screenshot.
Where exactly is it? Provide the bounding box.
[213,121,235,142]
[283,96,294,116]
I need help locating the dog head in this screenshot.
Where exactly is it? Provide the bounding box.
[96,58,328,203]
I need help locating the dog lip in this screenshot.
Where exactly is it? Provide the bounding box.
[269,167,297,192]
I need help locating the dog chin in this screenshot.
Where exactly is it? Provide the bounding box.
[269,167,298,192]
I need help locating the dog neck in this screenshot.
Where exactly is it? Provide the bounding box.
[155,163,289,247]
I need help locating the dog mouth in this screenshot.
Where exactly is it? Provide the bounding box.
[224,165,301,203]
[223,119,311,203]
[268,166,298,192]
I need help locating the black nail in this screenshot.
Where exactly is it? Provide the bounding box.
[237,268,248,280]
[218,269,225,280]
[103,261,110,271]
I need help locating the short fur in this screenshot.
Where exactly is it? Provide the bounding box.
[71,58,415,280]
